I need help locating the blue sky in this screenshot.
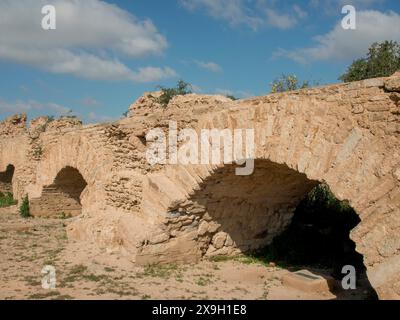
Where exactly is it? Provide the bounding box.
[0,0,399,123]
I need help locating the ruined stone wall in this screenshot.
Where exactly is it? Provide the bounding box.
[0,74,399,299]
[134,74,400,299]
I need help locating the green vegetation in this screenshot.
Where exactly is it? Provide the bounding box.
[0,192,17,208]
[209,185,364,276]
[195,275,213,286]
[256,184,364,274]
[141,263,179,279]
[340,41,400,82]
[28,291,61,300]
[58,212,72,219]
[32,145,43,158]
[270,74,310,93]
[226,95,238,100]
[19,195,31,218]
[157,80,192,107]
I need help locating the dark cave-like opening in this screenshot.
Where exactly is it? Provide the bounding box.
[255,184,378,299]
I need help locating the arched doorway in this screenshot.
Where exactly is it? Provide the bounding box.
[0,164,16,206]
[30,166,87,218]
[169,159,377,298]
[0,164,15,194]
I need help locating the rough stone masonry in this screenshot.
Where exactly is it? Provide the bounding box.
[1,73,400,299]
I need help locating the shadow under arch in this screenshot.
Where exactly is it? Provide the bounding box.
[0,164,15,195]
[184,159,378,299]
[30,166,88,218]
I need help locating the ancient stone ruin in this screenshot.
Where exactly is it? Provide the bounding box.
[1,74,400,299]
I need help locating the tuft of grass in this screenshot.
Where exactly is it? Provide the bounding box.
[28,291,60,300]
[82,274,108,282]
[58,212,72,219]
[195,276,213,287]
[0,192,17,208]
[208,253,286,268]
[141,264,179,279]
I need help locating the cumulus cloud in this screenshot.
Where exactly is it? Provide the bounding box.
[130,67,178,83]
[265,8,298,29]
[310,0,387,16]
[195,60,222,73]
[81,97,100,107]
[180,0,306,30]
[275,10,400,63]
[181,0,263,30]
[0,98,71,116]
[0,0,176,82]
[87,112,116,124]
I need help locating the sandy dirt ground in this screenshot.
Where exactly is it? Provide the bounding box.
[0,206,374,300]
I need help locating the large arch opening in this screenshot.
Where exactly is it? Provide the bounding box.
[177,159,376,299]
[30,166,87,218]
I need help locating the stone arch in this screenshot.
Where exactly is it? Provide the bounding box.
[30,133,113,214]
[140,87,400,298]
[30,166,87,217]
[183,160,319,256]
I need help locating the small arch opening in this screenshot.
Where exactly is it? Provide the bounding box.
[30,166,87,218]
[0,164,16,207]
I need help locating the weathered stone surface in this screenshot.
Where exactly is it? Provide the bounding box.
[212,232,227,249]
[385,77,400,92]
[1,73,400,299]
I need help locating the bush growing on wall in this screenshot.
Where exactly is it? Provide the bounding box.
[157,80,192,107]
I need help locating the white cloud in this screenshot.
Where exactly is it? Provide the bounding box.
[181,0,263,30]
[180,0,306,30]
[0,98,71,116]
[265,8,298,29]
[81,97,100,107]
[195,60,223,73]
[0,0,176,82]
[293,4,308,19]
[130,67,178,83]
[191,84,203,93]
[310,0,387,16]
[275,10,400,63]
[87,112,116,124]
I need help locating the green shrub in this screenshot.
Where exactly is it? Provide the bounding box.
[226,95,238,100]
[0,192,17,208]
[58,212,72,219]
[253,184,364,274]
[340,41,400,82]
[157,80,192,107]
[270,74,310,93]
[19,195,31,218]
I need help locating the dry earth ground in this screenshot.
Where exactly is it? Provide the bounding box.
[0,206,372,300]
